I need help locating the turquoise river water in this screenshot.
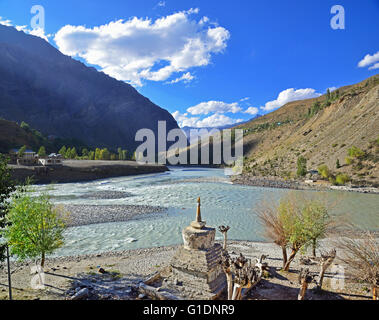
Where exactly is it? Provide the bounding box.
[35,167,379,257]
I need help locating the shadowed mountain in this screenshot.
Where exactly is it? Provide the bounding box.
[0,25,181,151]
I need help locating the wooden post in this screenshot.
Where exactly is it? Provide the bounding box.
[218,226,230,251]
[373,286,378,301]
[316,249,336,291]
[6,245,12,300]
[298,268,313,300]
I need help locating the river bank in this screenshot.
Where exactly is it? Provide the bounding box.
[232,174,379,194]
[0,239,373,300]
[9,160,169,184]
[63,204,167,227]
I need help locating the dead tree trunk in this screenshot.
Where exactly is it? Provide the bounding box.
[373,286,378,300]
[281,246,288,269]
[316,249,336,291]
[221,252,266,300]
[220,250,233,300]
[298,268,313,300]
[218,226,230,251]
[312,239,317,257]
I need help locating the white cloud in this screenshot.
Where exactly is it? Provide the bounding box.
[261,88,321,112]
[196,114,243,127]
[369,62,379,70]
[157,1,166,7]
[172,111,200,127]
[0,16,49,42]
[187,101,242,115]
[244,107,259,115]
[358,51,379,69]
[168,72,194,84]
[54,9,230,86]
[28,27,49,42]
[172,110,243,128]
[0,16,12,26]
[240,97,250,102]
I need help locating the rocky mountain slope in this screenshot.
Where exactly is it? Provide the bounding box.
[0,25,180,151]
[234,75,379,187]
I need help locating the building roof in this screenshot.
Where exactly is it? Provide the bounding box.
[10,148,35,154]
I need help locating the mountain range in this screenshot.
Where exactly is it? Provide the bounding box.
[0,25,181,151]
[234,74,379,186]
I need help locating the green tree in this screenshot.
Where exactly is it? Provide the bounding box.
[20,121,30,131]
[58,146,67,158]
[118,148,123,160]
[122,150,128,160]
[94,148,101,160]
[18,145,27,158]
[0,155,16,262]
[2,193,67,267]
[65,147,72,159]
[258,193,328,271]
[88,151,95,160]
[297,156,307,177]
[70,147,77,159]
[302,201,329,257]
[38,146,47,157]
[326,88,331,100]
[81,148,89,158]
[100,148,110,160]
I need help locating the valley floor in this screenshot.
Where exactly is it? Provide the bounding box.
[9,160,169,184]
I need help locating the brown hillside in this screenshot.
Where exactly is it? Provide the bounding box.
[235,74,379,187]
[0,118,41,153]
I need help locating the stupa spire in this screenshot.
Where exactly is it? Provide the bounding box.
[196,197,202,222]
[190,197,206,229]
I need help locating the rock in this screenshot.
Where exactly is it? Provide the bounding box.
[138,294,146,299]
[71,288,89,300]
[174,279,182,286]
[98,267,106,274]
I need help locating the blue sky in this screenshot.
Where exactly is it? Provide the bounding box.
[0,0,378,127]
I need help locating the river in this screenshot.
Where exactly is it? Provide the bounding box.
[35,167,379,257]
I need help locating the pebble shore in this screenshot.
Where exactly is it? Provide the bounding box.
[63,204,167,227]
[232,175,379,194]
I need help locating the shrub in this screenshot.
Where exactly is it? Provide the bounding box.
[318,165,330,179]
[338,231,379,300]
[297,156,307,177]
[335,174,350,185]
[336,159,341,169]
[345,157,353,165]
[348,146,366,159]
